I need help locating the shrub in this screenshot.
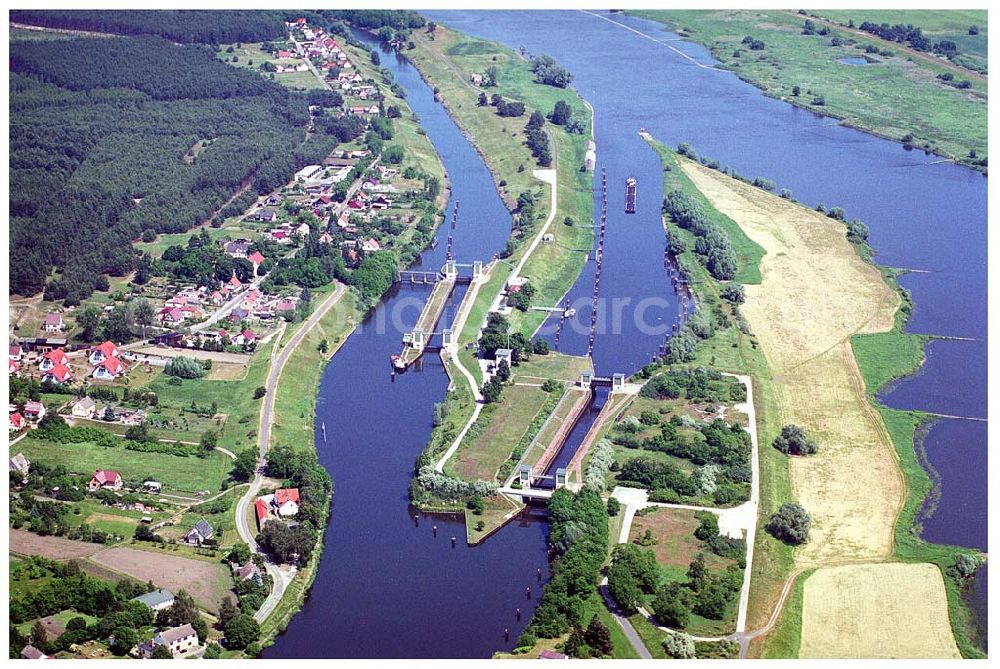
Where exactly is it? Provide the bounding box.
[253,386,267,399]
[772,424,818,456]
[720,284,745,304]
[766,502,811,545]
[662,629,696,658]
[164,356,205,379]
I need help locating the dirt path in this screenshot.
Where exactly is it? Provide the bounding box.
[680,160,958,657]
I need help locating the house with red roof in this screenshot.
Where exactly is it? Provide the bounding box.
[247,251,265,273]
[241,330,257,345]
[9,359,19,376]
[88,469,123,492]
[159,307,185,326]
[23,401,45,421]
[42,313,64,333]
[9,412,25,432]
[39,348,69,372]
[42,363,73,385]
[273,488,300,516]
[255,498,271,530]
[9,345,22,361]
[93,357,126,380]
[229,275,242,289]
[361,238,381,253]
[89,341,120,365]
[277,50,293,59]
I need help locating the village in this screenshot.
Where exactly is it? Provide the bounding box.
[8,14,450,661]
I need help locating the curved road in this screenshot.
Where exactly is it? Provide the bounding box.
[234,283,346,623]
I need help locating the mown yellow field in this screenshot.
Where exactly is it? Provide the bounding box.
[681,160,900,561]
[679,160,957,656]
[800,563,960,658]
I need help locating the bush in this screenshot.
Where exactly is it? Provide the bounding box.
[766,502,811,545]
[606,497,620,517]
[253,386,267,399]
[662,629,696,658]
[772,424,818,456]
[164,356,205,379]
[720,284,745,304]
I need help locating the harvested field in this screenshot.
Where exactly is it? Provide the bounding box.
[800,563,961,658]
[681,160,900,563]
[10,529,103,560]
[89,545,233,613]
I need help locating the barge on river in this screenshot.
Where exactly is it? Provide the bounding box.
[625,177,637,214]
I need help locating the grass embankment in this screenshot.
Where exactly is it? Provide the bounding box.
[631,10,987,170]
[270,290,358,452]
[408,26,595,339]
[646,139,792,652]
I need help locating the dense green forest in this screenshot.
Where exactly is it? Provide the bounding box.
[10,10,285,44]
[9,35,337,302]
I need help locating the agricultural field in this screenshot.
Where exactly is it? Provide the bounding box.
[799,563,960,658]
[677,158,959,654]
[10,529,103,561]
[87,545,234,613]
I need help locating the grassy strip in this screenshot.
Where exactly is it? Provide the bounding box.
[631,10,987,170]
[270,291,358,452]
[760,568,813,659]
[407,26,595,339]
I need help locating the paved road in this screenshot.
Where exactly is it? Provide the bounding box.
[233,282,347,623]
[599,581,652,659]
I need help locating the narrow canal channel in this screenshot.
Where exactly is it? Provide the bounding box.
[268,11,987,656]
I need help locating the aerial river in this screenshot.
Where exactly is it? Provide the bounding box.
[267,11,987,657]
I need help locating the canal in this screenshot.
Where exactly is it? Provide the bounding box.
[267,11,987,657]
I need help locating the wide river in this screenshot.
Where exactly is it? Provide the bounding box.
[266,11,987,657]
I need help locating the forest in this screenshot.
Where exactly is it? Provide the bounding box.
[9,35,330,302]
[10,10,285,44]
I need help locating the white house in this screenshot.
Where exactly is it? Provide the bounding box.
[273,488,300,516]
[89,341,120,365]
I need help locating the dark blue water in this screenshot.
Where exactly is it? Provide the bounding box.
[269,12,987,656]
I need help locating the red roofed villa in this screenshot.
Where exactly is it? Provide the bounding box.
[88,469,123,492]
[89,341,120,365]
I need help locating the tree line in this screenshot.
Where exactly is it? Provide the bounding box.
[11,10,286,44]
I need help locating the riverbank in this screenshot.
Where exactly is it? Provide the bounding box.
[628,10,987,173]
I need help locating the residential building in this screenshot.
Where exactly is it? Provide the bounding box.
[9,452,30,476]
[23,401,45,421]
[42,313,64,333]
[88,469,123,492]
[72,397,96,418]
[184,519,215,546]
[273,488,300,516]
[42,363,73,385]
[89,341,120,365]
[9,345,23,360]
[9,412,25,432]
[39,348,69,372]
[132,588,175,612]
[20,645,49,659]
[146,623,199,658]
[93,357,126,380]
